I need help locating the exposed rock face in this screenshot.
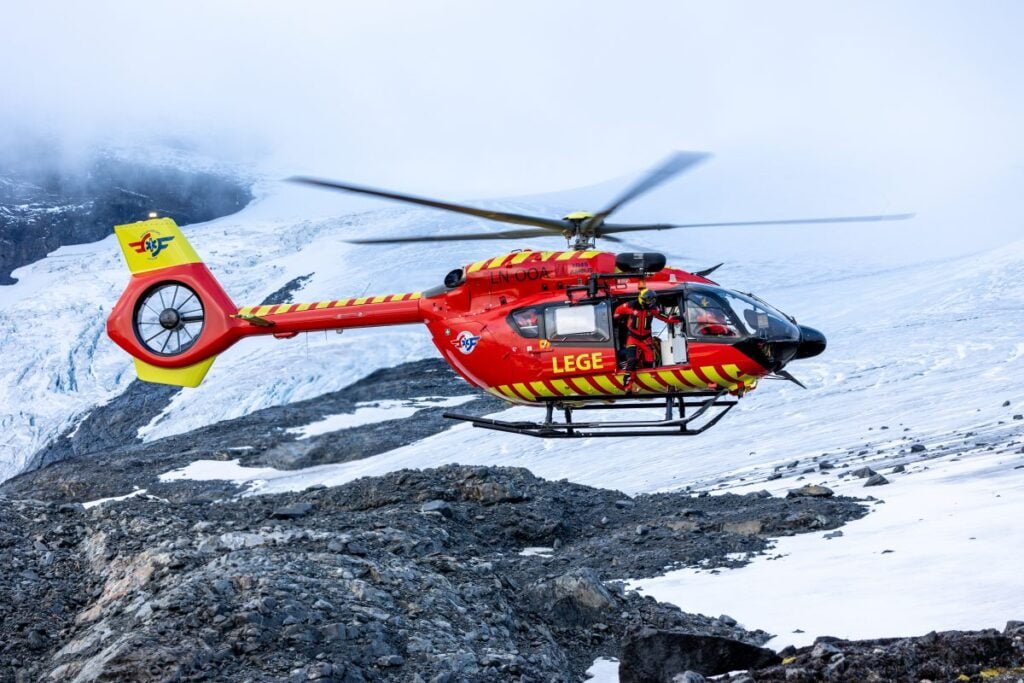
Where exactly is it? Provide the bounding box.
[718,630,1024,682]
[0,465,868,682]
[26,380,180,472]
[619,628,780,682]
[0,145,252,285]
[10,359,507,500]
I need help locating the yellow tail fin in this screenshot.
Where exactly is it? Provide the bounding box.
[114,218,202,275]
[133,357,217,388]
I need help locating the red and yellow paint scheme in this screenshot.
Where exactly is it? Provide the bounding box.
[107,218,825,434]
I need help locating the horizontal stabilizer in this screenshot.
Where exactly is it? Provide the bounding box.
[234,313,276,327]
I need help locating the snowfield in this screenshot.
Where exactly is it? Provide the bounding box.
[3,170,1024,657]
[629,442,1024,649]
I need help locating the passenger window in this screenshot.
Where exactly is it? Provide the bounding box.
[544,302,610,343]
[510,307,541,338]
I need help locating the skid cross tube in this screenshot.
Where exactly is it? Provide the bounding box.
[443,390,737,438]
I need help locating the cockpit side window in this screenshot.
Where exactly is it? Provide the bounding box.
[510,307,541,338]
[685,292,740,339]
[683,285,800,342]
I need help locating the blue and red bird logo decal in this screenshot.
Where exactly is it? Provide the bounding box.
[451,330,480,355]
[129,231,175,259]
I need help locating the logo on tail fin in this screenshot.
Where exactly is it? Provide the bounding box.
[128,231,175,259]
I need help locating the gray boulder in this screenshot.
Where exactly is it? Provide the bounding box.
[619,627,779,682]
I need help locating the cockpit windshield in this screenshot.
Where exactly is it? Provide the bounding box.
[685,284,800,342]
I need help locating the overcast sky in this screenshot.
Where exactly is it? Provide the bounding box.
[2,1,1021,256]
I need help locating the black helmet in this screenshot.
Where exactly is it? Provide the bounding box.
[638,288,657,307]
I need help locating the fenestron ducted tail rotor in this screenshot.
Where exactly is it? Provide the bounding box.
[134,283,205,356]
[289,152,914,249]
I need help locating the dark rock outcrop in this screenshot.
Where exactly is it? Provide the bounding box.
[0,144,252,285]
[619,628,780,682]
[15,358,504,489]
[720,630,1024,682]
[26,380,179,472]
[0,465,870,682]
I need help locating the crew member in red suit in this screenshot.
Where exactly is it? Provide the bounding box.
[614,288,680,392]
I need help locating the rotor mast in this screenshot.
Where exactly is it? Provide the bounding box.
[562,211,598,250]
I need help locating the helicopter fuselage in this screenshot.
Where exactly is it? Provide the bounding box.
[106,219,825,434]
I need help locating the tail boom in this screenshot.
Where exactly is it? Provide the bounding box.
[233,292,423,334]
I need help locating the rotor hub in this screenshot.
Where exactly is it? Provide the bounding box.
[159,308,181,330]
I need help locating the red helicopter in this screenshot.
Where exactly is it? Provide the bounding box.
[107,153,910,437]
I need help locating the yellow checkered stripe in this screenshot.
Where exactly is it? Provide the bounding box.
[465,250,601,274]
[487,364,759,403]
[237,292,422,317]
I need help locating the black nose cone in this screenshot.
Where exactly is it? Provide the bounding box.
[795,325,827,359]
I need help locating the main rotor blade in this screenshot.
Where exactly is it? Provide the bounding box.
[289,176,569,232]
[591,151,710,225]
[600,213,915,234]
[346,228,563,245]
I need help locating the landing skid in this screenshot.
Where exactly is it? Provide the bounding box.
[444,390,737,438]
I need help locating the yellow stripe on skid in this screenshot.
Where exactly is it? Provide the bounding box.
[593,375,624,395]
[702,366,738,390]
[680,369,707,388]
[569,378,603,396]
[549,379,574,396]
[529,381,556,398]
